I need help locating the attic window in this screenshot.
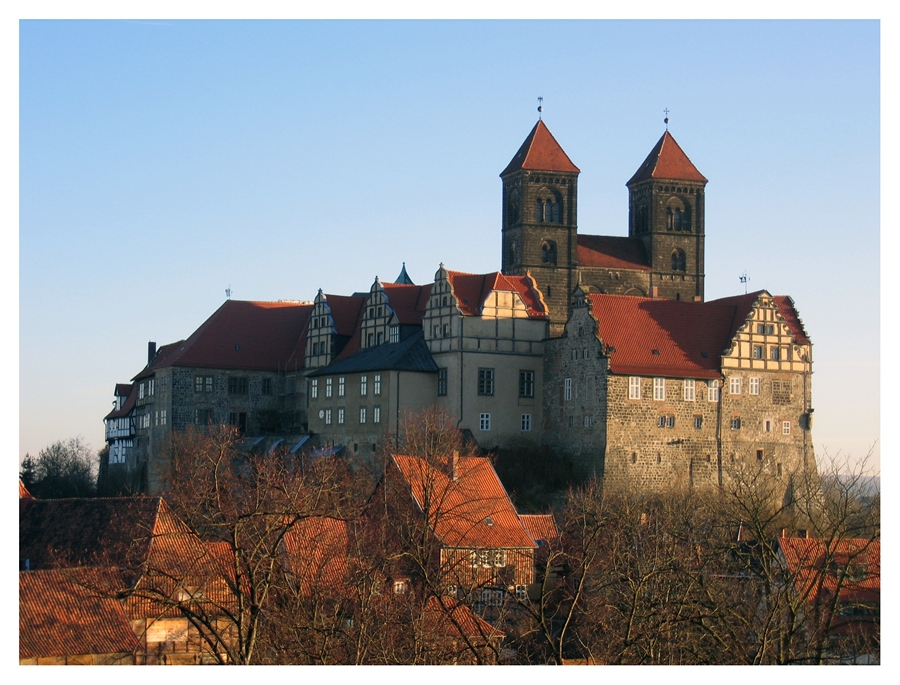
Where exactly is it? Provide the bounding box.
[234,344,241,351]
[607,346,616,353]
[652,349,660,355]
[484,516,494,527]
[700,351,708,358]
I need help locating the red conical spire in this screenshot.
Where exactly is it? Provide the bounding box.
[501,120,580,176]
[627,131,707,185]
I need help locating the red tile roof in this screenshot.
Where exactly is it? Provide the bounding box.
[283,517,351,593]
[447,270,548,319]
[391,454,536,550]
[708,291,811,346]
[421,596,504,640]
[774,295,811,345]
[500,120,580,176]
[19,479,33,499]
[104,381,137,420]
[627,131,707,185]
[588,293,737,378]
[519,514,559,546]
[382,282,433,325]
[20,567,139,660]
[577,235,650,270]
[778,537,880,605]
[135,299,313,379]
[302,293,367,365]
[114,383,133,398]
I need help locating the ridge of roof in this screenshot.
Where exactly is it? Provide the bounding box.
[446,270,547,319]
[627,131,707,185]
[500,120,580,176]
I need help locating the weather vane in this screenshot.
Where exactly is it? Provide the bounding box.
[739,271,749,294]
[664,108,670,130]
[537,96,543,119]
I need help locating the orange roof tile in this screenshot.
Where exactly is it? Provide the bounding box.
[577,235,650,270]
[501,120,580,176]
[447,270,548,319]
[19,479,33,499]
[628,131,707,185]
[391,454,536,550]
[135,299,313,379]
[421,596,505,640]
[283,517,351,593]
[104,382,137,420]
[382,282,433,325]
[519,514,559,546]
[588,293,737,379]
[778,537,880,605]
[20,567,139,660]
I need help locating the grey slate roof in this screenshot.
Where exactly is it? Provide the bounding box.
[307,330,438,376]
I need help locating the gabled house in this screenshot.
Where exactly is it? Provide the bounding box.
[19,496,233,664]
[385,452,539,606]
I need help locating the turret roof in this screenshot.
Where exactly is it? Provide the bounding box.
[500,120,580,176]
[628,131,707,185]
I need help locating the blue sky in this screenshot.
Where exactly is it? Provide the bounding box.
[17,18,882,473]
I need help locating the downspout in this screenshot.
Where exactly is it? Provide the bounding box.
[716,375,724,488]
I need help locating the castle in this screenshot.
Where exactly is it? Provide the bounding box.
[102,119,814,496]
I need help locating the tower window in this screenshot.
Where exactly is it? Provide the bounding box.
[541,241,557,265]
[536,198,561,223]
[672,249,686,272]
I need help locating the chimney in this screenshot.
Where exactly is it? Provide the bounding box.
[780,528,788,538]
[147,341,157,365]
[451,450,459,481]
[650,286,659,298]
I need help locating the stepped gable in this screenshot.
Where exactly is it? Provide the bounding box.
[588,293,737,379]
[135,299,313,379]
[297,293,367,366]
[577,235,651,270]
[20,567,139,661]
[627,131,707,185]
[447,270,547,319]
[709,290,810,345]
[500,119,580,176]
[774,296,811,345]
[391,453,535,550]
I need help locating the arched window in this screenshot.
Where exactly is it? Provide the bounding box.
[508,191,520,226]
[666,198,691,232]
[536,189,562,223]
[541,241,557,265]
[672,249,686,272]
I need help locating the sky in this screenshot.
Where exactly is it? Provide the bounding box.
[15,17,883,476]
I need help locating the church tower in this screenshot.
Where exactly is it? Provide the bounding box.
[500,120,580,336]
[627,131,708,301]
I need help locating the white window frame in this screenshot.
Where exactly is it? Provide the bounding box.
[311,379,318,399]
[325,377,333,398]
[338,376,345,397]
[521,413,532,431]
[324,408,332,425]
[783,421,791,435]
[653,377,665,401]
[374,373,382,396]
[390,325,399,344]
[360,375,367,396]
[708,380,720,402]
[770,347,781,361]
[359,406,367,424]
[729,377,742,395]
[749,377,760,395]
[337,407,345,425]
[160,409,167,425]
[373,405,381,424]
[629,376,641,400]
[683,379,695,401]
[480,413,491,431]
[564,378,572,401]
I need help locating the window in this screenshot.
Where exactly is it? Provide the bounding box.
[770,347,781,361]
[442,323,450,337]
[753,346,763,359]
[477,368,495,396]
[521,414,532,431]
[515,585,528,601]
[571,349,578,361]
[433,325,441,338]
[653,377,666,401]
[584,415,594,428]
[480,413,491,431]
[160,409,167,426]
[757,323,775,335]
[393,580,408,595]
[629,376,641,400]
[338,376,345,397]
[519,370,535,398]
[684,379,695,401]
[228,411,247,433]
[540,240,558,264]
[764,419,772,433]
[373,405,381,424]
[359,406,367,424]
[437,368,448,396]
[195,376,204,393]
[470,549,506,568]
[360,375,368,396]
[228,377,248,395]
[729,377,742,395]
[324,408,332,425]
[583,349,589,359]
[389,325,399,343]
[139,383,145,400]
[756,449,764,461]
[374,373,382,396]
[377,332,384,345]
[325,377,333,398]
[193,408,212,425]
[337,407,345,425]
[367,333,374,347]
[147,379,155,396]
[671,248,686,272]
[154,411,158,426]
[707,380,720,402]
[694,416,703,430]
[772,380,791,404]
[262,378,272,395]
[783,421,791,435]
[749,377,760,395]
[564,378,572,401]
[657,415,675,428]
[311,379,318,399]
[731,417,741,430]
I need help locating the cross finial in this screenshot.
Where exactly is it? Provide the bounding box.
[663,108,670,130]
[537,96,543,119]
